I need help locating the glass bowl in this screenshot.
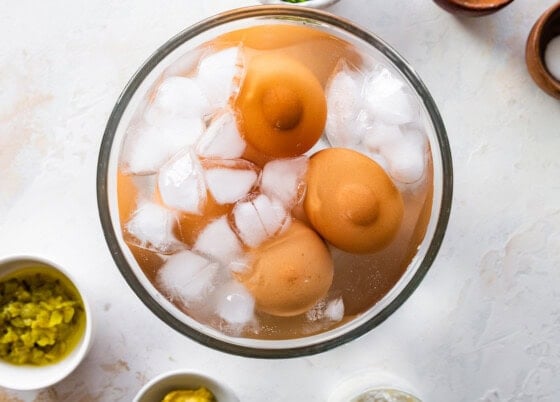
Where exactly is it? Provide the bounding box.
[97,5,452,358]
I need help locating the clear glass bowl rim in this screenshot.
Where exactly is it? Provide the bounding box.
[96,5,453,359]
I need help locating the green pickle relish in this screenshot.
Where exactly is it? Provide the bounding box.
[0,267,86,366]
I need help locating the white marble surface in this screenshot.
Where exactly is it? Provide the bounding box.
[1,1,559,401]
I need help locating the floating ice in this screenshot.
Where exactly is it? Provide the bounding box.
[382,128,427,184]
[362,122,426,184]
[232,194,289,248]
[325,65,364,147]
[215,281,255,325]
[196,110,246,159]
[324,297,345,321]
[226,258,250,274]
[252,194,289,236]
[145,76,210,123]
[260,156,308,208]
[362,121,403,153]
[158,250,219,304]
[158,150,207,213]
[123,117,204,174]
[232,200,268,248]
[193,215,242,265]
[197,47,241,109]
[161,49,203,78]
[126,201,180,253]
[203,160,259,204]
[306,297,344,322]
[362,67,417,126]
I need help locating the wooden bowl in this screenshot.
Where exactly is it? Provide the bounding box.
[526,2,560,99]
[433,0,514,16]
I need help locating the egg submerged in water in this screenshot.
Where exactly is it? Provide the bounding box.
[234,53,327,160]
[236,221,334,317]
[304,148,404,254]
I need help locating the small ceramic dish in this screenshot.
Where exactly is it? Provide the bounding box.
[258,0,340,9]
[134,370,239,402]
[526,1,560,99]
[433,0,514,16]
[329,370,422,402]
[0,256,93,391]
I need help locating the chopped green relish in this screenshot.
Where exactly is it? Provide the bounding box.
[0,268,85,366]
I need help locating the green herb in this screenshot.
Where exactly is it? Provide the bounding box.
[282,0,309,3]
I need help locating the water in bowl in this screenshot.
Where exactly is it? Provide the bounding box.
[115,23,433,340]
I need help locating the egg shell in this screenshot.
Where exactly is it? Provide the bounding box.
[304,148,404,254]
[211,24,362,86]
[236,221,334,317]
[235,53,327,158]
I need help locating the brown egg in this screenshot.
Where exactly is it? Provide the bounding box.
[236,221,334,317]
[117,169,138,225]
[212,24,363,86]
[235,54,327,158]
[304,148,404,254]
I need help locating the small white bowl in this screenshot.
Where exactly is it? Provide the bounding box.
[134,370,239,402]
[329,370,422,402]
[0,256,93,391]
[258,0,340,9]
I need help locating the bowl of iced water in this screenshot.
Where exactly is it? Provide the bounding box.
[97,6,452,357]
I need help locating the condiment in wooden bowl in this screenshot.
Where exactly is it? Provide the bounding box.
[433,0,514,16]
[526,2,560,100]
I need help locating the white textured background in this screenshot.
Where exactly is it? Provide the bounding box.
[1,1,560,401]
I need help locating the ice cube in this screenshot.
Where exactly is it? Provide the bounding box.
[324,297,345,321]
[158,150,207,213]
[260,156,308,208]
[197,47,242,109]
[325,65,364,147]
[382,128,427,184]
[362,67,417,126]
[157,250,219,304]
[252,194,289,237]
[193,215,242,265]
[226,257,250,274]
[306,297,344,322]
[122,117,204,174]
[306,300,326,321]
[145,76,210,123]
[203,159,259,204]
[196,110,246,159]
[232,193,290,248]
[362,121,402,153]
[215,281,255,325]
[205,168,258,205]
[232,199,268,248]
[161,48,203,78]
[126,201,180,254]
